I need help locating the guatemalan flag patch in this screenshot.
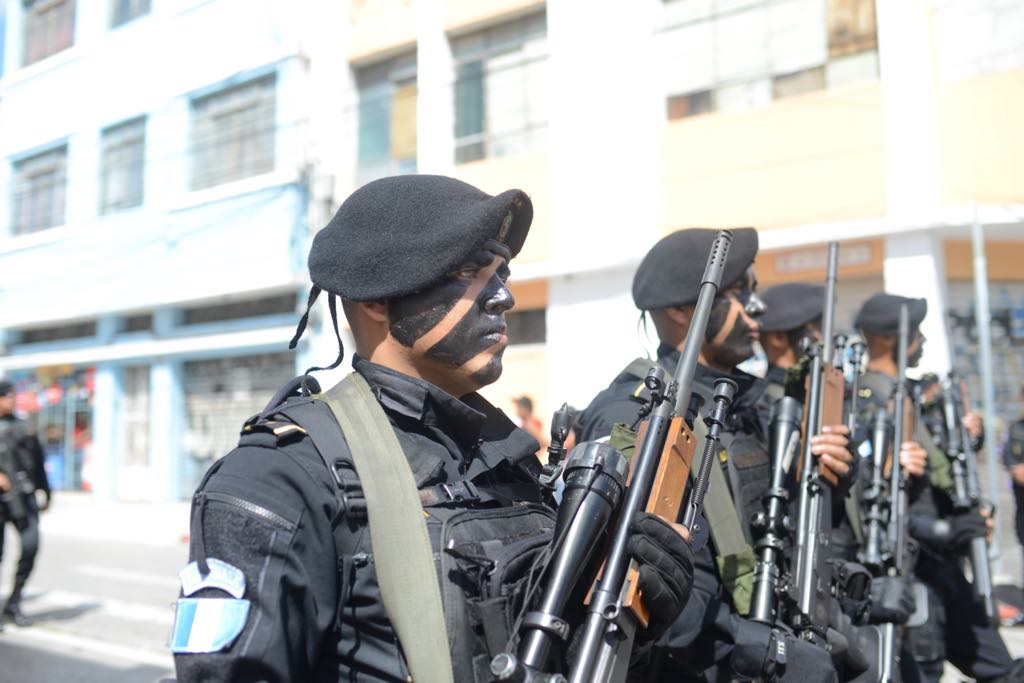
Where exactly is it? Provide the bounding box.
[170,597,250,653]
[171,558,250,654]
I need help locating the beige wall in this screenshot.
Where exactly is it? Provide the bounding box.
[936,68,1024,207]
[945,240,1024,281]
[662,83,887,232]
[445,0,545,34]
[758,238,885,286]
[348,0,416,63]
[452,150,552,265]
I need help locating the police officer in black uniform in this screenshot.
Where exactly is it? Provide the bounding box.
[756,287,921,674]
[171,175,695,682]
[0,379,51,630]
[853,293,1023,683]
[754,282,825,434]
[1004,386,1024,586]
[576,229,854,682]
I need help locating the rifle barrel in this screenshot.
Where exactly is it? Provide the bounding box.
[793,242,839,624]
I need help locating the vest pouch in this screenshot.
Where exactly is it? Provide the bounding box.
[435,503,556,682]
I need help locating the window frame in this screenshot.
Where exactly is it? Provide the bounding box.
[450,11,548,164]
[109,0,151,28]
[22,0,76,67]
[100,116,147,215]
[189,73,278,191]
[11,144,68,236]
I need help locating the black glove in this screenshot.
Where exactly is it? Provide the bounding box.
[912,511,987,551]
[868,576,915,625]
[949,511,988,549]
[626,512,694,641]
[731,620,838,683]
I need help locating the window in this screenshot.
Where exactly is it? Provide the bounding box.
[122,365,150,467]
[100,117,146,214]
[667,90,713,120]
[23,0,75,66]
[452,12,548,163]
[182,293,295,326]
[18,320,96,344]
[182,352,296,492]
[826,0,877,58]
[356,53,417,183]
[120,313,152,333]
[190,74,276,190]
[661,0,878,117]
[110,0,150,27]
[11,145,67,236]
[772,66,826,99]
[506,308,546,345]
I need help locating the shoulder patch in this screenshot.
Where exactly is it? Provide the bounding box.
[179,558,246,599]
[170,597,250,654]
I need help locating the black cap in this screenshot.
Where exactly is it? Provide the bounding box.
[309,175,533,301]
[632,228,758,310]
[854,293,928,336]
[759,283,825,332]
[0,380,13,397]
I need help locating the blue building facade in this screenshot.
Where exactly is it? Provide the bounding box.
[0,0,321,500]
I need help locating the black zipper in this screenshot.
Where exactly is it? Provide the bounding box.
[202,491,296,531]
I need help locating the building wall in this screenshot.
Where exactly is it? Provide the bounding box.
[3,0,1023,500]
[0,0,315,501]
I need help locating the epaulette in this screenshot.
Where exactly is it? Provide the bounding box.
[240,417,308,446]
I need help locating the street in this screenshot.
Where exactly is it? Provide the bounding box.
[0,493,185,683]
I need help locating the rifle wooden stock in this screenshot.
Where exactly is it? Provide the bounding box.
[623,416,696,626]
[797,365,845,486]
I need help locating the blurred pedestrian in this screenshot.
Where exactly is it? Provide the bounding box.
[513,394,547,456]
[0,380,51,630]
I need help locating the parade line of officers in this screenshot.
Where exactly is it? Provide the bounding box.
[162,175,1024,683]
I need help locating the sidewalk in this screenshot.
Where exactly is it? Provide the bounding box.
[39,491,191,548]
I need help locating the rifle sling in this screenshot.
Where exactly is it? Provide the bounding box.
[320,373,455,683]
[692,419,757,615]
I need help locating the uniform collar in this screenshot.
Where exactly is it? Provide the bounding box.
[353,355,486,449]
[352,356,539,472]
[655,343,758,399]
[765,364,788,387]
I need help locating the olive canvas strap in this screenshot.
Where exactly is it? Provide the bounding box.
[320,373,455,683]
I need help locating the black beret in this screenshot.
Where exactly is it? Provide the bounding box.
[632,228,759,310]
[0,380,12,396]
[854,293,928,336]
[758,283,825,332]
[309,175,532,301]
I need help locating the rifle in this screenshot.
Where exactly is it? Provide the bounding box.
[940,374,996,621]
[843,334,866,435]
[790,241,843,641]
[750,395,802,625]
[490,230,735,683]
[876,304,912,683]
[859,407,893,576]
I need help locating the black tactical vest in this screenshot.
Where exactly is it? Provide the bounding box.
[267,392,557,682]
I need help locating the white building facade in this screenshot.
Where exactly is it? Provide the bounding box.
[2,0,1023,501]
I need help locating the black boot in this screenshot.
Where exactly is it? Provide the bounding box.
[2,602,31,627]
[4,582,32,628]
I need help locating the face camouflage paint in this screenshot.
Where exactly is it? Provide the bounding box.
[705,292,759,369]
[388,248,515,387]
